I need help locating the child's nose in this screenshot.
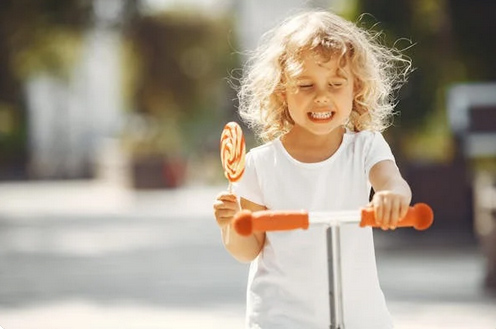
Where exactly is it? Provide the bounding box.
[314,90,330,104]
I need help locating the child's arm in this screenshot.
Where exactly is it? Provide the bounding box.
[213,192,266,262]
[369,160,412,230]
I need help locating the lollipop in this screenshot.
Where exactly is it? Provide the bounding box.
[220,122,246,191]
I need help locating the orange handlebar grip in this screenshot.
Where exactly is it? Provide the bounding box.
[233,210,309,236]
[360,203,434,230]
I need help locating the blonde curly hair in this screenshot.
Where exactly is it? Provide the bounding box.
[236,10,412,142]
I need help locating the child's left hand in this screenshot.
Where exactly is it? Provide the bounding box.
[369,191,410,230]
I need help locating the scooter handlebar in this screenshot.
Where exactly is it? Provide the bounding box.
[233,203,433,236]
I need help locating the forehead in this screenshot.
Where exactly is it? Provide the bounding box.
[298,50,351,77]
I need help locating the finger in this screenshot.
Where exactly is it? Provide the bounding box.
[216,212,236,223]
[399,202,409,221]
[380,197,391,230]
[215,206,238,217]
[389,198,401,230]
[216,216,232,228]
[216,193,238,203]
[214,210,238,228]
[373,198,383,226]
[213,199,237,211]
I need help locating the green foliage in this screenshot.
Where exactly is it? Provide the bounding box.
[353,0,496,163]
[352,0,496,163]
[449,0,496,80]
[356,0,462,132]
[1,0,91,80]
[0,0,92,170]
[123,11,239,156]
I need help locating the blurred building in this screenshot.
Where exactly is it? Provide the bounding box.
[447,82,496,289]
[26,0,126,179]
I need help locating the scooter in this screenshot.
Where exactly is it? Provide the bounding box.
[233,203,434,329]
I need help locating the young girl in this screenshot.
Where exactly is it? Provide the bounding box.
[213,10,412,328]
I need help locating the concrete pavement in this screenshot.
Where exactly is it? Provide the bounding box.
[0,180,495,328]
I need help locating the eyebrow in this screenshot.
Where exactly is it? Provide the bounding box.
[297,75,348,81]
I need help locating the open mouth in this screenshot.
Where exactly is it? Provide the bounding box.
[308,111,334,121]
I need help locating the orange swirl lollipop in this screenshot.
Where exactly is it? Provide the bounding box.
[220,122,246,191]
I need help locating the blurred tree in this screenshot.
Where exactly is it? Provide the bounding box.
[354,0,459,162]
[117,10,239,187]
[449,0,496,80]
[0,0,141,180]
[122,11,238,158]
[354,0,496,163]
[0,0,92,179]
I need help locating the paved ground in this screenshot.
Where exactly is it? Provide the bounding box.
[0,181,495,328]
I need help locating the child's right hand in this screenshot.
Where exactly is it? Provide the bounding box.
[213,192,240,229]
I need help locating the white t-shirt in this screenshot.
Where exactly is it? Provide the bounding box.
[234,130,396,329]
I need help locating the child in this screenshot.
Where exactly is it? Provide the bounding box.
[213,10,412,329]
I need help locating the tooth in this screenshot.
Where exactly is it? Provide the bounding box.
[311,112,331,119]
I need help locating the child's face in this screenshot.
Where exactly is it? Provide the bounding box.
[283,51,354,137]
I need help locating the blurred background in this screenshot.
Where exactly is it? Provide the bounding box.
[0,0,495,328]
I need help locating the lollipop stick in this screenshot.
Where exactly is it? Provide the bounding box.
[225,223,231,244]
[226,182,233,244]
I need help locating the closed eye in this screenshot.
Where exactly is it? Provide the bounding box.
[329,80,346,88]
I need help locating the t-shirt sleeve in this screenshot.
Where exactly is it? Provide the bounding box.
[232,151,265,205]
[364,132,396,177]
